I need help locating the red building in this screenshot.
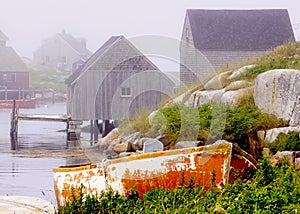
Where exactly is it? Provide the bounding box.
[0,30,30,100]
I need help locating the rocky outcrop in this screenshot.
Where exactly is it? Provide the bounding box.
[184,86,253,108]
[204,71,231,90]
[221,87,253,107]
[227,64,257,80]
[254,69,300,126]
[224,80,252,92]
[270,151,300,168]
[258,126,300,143]
[185,89,224,107]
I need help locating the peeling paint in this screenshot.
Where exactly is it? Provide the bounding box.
[53,142,257,207]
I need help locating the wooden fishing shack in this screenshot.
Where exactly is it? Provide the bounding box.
[65,35,177,139]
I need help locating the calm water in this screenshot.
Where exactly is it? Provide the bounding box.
[0,102,91,205]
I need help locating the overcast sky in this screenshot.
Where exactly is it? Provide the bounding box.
[0,0,299,59]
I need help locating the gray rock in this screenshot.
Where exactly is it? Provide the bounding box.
[257,130,266,143]
[270,151,295,166]
[113,141,132,154]
[228,64,257,80]
[173,141,200,149]
[224,80,252,92]
[186,89,225,107]
[295,158,300,170]
[118,152,135,158]
[204,71,230,90]
[126,132,142,151]
[156,135,169,146]
[221,87,253,107]
[290,95,300,126]
[264,126,300,143]
[143,139,163,153]
[254,69,300,124]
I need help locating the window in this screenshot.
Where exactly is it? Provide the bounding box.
[76,63,83,70]
[120,87,132,97]
[6,73,16,82]
[59,56,67,63]
[45,56,50,63]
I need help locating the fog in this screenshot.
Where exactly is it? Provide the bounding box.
[0,0,299,59]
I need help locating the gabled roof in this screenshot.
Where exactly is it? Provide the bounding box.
[65,35,159,85]
[0,47,28,71]
[58,32,92,56]
[0,30,9,41]
[186,9,295,51]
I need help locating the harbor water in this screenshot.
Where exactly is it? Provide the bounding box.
[0,102,90,206]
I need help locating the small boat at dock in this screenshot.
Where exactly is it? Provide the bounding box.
[53,141,257,207]
[0,99,36,109]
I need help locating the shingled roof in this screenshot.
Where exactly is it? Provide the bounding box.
[65,35,159,85]
[186,9,295,51]
[0,47,28,71]
[65,36,124,84]
[59,32,92,56]
[0,30,9,41]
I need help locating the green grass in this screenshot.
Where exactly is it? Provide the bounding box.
[58,159,300,214]
[233,41,300,81]
[30,68,70,93]
[268,131,300,154]
[120,103,287,155]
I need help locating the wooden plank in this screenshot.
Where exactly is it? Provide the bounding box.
[17,114,70,122]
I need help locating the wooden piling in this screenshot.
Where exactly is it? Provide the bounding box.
[67,120,82,141]
[94,120,99,142]
[102,120,109,137]
[10,100,18,150]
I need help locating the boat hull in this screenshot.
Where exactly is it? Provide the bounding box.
[53,142,257,207]
[0,99,36,108]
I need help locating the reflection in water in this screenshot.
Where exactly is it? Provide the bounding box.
[0,102,91,206]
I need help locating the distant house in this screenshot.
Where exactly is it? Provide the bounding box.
[0,30,30,100]
[180,9,296,84]
[65,35,176,123]
[33,30,92,71]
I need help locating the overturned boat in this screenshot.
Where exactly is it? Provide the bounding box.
[53,141,257,207]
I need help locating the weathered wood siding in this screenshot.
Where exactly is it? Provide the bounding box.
[180,15,215,85]
[68,38,176,120]
[96,70,175,120]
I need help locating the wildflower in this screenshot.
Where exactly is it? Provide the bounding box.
[217,180,224,189]
[123,191,133,197]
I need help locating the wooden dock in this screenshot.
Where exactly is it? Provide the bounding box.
[17,114,69,122]
[10,100,82,150]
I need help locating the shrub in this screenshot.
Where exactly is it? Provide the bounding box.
[146,103,287,153]
[58,160,300,213]
[268,131,300,153]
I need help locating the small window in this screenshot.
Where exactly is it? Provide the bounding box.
[76,63,83,70]
[6,73,16,82]
[45,56,50,63]
[60,56,67,63]
[120,87,132,97]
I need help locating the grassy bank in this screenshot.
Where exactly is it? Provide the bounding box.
[58,159,300,213]
[30,68,70,93]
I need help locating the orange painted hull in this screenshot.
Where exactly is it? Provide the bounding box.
[53,142,257,207]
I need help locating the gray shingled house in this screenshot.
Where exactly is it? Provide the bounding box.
[65,35,176,135]
[180,9,296,84]
[33,30,92,71]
